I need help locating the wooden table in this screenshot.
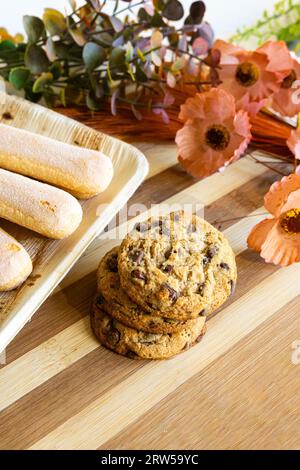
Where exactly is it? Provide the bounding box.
[1,121,300,450]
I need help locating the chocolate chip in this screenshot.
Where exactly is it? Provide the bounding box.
[2,112,13,120]
[107,254,118,273]
[165,248,172,259]
[106,328,120,346]
[129,250,144,265]
[202,256,210,267]
[132,269,147,282]
[96,294,105,306]
[158,221,169,236]
[220,262,230,271]
[163,264,174,274]
[199,309,206,316]
[203,246,219,266]
[229,280,235,295]
[162,283,178,302]
[135,222,149,233]
[207,246,218,258]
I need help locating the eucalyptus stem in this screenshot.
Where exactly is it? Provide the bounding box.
[0,0,215,115]
[113,0,146,17]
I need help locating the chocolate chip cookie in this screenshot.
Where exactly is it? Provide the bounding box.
[90,299,206,360]
[118,211,237,318]
[96,247,200,333]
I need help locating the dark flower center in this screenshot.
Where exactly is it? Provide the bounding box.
[205,125,230,151]
[235,62,260,87]
[282,70,297,89]
[280,209,300,234]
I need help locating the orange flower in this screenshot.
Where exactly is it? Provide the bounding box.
[248,174,300,266]
[271,57,300,117]
[215,40,293,116]
[175,88,251,178]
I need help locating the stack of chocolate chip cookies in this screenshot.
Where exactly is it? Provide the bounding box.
[91,211,237,360]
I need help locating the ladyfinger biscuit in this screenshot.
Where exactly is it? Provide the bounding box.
[0,123,114,199]
[0,169,83,239]
[0,228,32,291]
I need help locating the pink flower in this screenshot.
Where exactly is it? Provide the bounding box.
[248,174,300,266]
[271,57,300,117]
[175,89,251,178]
[215,40,292,116]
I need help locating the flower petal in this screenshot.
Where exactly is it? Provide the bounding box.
[176,90,251,178]
[272,58,300,117]
[247,218,276,253]
[179,88,236,123]
[280,188,300,214]
[257,41,293,77]
[264,174,300,217]
[217,42,284,116]
[260,222,300,266]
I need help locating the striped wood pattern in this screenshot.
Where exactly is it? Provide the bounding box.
[0,111,299,449]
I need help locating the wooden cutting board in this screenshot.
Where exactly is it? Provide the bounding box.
[0,114,299,449]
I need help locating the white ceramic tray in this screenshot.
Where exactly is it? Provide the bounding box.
[0,91,148,352]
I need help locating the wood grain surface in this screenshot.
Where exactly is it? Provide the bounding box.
[0,108,299,450]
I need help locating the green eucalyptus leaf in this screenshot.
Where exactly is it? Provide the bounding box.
[109,47,126,70]
[45,37,57,61]
[163,0,184,21]
[54,42,69,60]
[9,67,31,90]
[138,8,150,22]
[190,1,206,23]
[25,44,50,74]
[92,32,113,48]
[109,16,124,33]
[33,72,54,93]
[83,42,106,70]
[69,27,87,46]
[23,16,45,43]
[43,8,67,36]
[49,61,62,80]
[135,65,148,83]
[151,12,167,27]
[54,42,82,61]
[86,90,102,111]
[25,84,43,103]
